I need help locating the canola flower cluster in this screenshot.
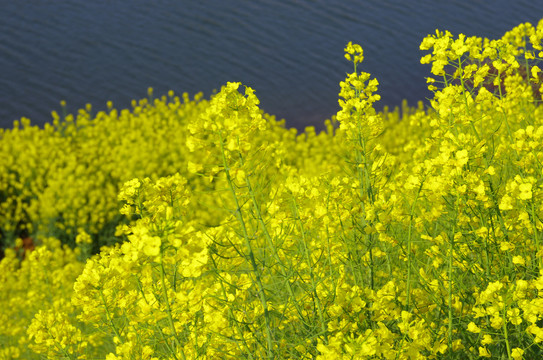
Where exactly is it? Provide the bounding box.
[1,18,543,359]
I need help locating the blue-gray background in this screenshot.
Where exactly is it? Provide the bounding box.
[0,1,541,130]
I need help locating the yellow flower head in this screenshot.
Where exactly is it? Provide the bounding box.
[344,41,364,64]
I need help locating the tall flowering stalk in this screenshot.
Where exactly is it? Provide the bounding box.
[336,42,384,291]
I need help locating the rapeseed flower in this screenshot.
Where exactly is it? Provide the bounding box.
[2,16,543,360]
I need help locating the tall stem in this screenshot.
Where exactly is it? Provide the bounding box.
[160,257,183,356]
[406,181,423,310]
[218,131,275,359]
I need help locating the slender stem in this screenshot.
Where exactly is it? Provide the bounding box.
[46,328,76,360]
[447,197,459,353]
[406,181,423,310]
[160,258,184,355]
[502,305,512,360]
[99,288,121,339]
[133,274,181,359]
[241,159,305,320]
[157,324,182,360]
[530,200,542,271]
[218,131,275,359]
[292,197,328,342]
[355,115,375,290]
[209,255,256,359]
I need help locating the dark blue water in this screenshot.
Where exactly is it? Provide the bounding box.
[0,1,541,130]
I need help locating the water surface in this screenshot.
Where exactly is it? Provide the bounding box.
[0,1,540,130]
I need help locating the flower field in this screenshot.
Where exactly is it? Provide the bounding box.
[2,19,543,359]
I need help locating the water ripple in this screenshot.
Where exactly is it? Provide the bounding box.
[0,0,540,129]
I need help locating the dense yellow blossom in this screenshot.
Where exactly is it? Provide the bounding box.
[1,16,543,359]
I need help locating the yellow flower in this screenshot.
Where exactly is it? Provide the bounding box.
[143,235,161,257]
[518,183,532,200]
[118,178,142,203]
[512,255,525,266]
[455,149,469,166]
[511,347,524,360]
[235,169,246,184]
[490,315,504,329]
[500,241,515,251]
[479,346,492,357]
[75,229,93,245]
[531,65,541,81]
[507,308,523,325]
[187,161,203,173]
[499,194,514,211]
[481,334,493,345]
[467,322,481,333]
[345,41,364,64]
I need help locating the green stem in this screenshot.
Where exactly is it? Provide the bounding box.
[406,181,423,310]
[242,163,306,320]
[502,305,512,360]
[133,275,181,359]
[447,197,459,353]
[218,131,275,359]
[46,329,76,360]
[160,257,184,354]
[99,288,121,339]
[530,200,542,271]
[157,324,183,360]
[210,255,255,360]
[292,198,328,342]
[355,119,376,290]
